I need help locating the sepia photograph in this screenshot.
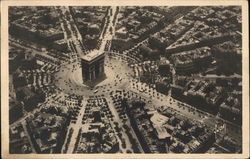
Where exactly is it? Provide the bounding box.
[1,0,249,159]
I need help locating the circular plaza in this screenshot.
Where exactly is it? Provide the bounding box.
[54,53,134,97]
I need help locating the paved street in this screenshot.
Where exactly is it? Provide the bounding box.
[128,79,241,131]
[65,99,87,153]
[106,98,144,153]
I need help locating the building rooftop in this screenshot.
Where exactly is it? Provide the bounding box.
[116,27,127,34]
[150,111,169,126]
[81,49,105,61]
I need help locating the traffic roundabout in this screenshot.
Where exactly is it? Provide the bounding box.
[54,53,134,97]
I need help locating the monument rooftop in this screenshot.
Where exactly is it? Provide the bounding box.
[81,49,105,62]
